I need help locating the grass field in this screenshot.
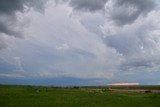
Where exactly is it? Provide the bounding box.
[0,85,160,107]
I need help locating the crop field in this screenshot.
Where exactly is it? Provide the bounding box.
[0,85,160,107]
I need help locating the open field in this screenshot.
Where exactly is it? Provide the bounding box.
[0,85,160,107]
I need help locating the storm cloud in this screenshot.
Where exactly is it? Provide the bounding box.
[105,0,155,25]
[0,0,160,85]
[69,0,108,12]
[103,7,160,71]
[0,0,46,49]
[0,36,6,50]
[66,0,155,25]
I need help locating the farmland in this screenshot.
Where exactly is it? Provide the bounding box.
[0,85,160,107]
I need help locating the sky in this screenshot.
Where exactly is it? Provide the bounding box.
[0,0,160,86]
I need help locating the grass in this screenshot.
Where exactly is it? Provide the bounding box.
[0,85,160,107]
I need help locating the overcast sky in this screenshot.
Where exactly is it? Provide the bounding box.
[0,0,160,86]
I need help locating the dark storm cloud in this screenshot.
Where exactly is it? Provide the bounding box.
[0,0,24,14]
[104,10,160,70]
[69,0,108,12]
[0,0,46,15]
[107,0,155,25]
[0,22,22,37]
[62,0,155,25]
[0,0,46,36]
[0,37,6,50]
[55,0,155,25]
[0,0,24,38]
[0,0,47,49]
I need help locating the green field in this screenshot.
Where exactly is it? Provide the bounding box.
[0,85,160,107]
